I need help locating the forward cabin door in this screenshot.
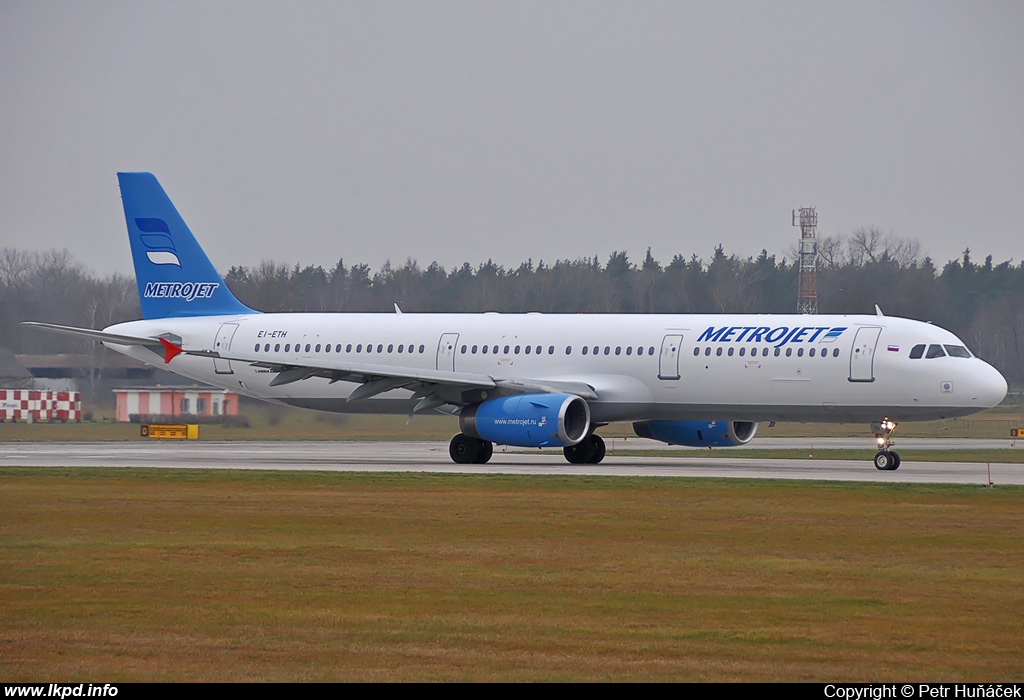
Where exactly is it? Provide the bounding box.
[436,333,459,371]
[849,326,882,382]
[658,334,683,380]
[213,323,239,374]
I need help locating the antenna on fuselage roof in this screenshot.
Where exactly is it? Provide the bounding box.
[394,303,403,314]
[875,304,885,316]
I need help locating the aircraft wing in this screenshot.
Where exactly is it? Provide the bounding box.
[204,348,599,410]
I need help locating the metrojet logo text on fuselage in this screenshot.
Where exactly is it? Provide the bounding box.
[142,281,219,302]
[697,325,847,348]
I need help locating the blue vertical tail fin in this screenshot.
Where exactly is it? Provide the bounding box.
[118,172,257,319]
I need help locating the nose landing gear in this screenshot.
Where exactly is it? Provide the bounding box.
[872,418,900,470]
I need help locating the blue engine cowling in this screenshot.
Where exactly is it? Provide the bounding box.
[632,420,757,447]
[460,393,591,448]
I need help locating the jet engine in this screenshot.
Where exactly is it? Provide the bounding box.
[632,419,757,447]
[460,393,590,448]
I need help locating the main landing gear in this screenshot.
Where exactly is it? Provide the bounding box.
[872,418,901,471]
[449,434,493,464]
[447,433,608,465]
[563,434,606,465]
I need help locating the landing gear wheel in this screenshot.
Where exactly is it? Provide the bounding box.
[563,434,605,465]
[449,434,480,464]
[475,440,493,464]
[563,439,594,464]
[873,450,900,471]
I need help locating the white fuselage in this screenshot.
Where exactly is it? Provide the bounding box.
[104,312,1008,425]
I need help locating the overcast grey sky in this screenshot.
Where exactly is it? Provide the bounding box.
[2,1,1022,276]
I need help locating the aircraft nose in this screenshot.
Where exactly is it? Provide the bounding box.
[974,361,1008,408]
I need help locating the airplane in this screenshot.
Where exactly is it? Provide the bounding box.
[25,173,1008,470]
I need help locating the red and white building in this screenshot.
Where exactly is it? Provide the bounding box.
[114,387,239,422]
[0,390,82,422]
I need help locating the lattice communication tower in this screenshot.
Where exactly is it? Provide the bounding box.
[793,207,818,314]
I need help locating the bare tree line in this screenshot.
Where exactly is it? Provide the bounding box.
[3,228,1022,387]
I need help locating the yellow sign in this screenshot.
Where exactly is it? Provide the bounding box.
[141,424,199,439]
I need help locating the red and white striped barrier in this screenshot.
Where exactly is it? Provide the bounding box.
[0,389,82,422]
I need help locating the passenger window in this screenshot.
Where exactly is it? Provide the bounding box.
[704,347,711,356]
[253,343,260,352]
[420,345,426,353]
[693,347,700,356]
[504,345,510,354]
[926,344,946,359]
[274,343,280,352]
[482,345,488,354]
[548,346,554,354]
[460,345,467,354]
[626,346,633,356]
[356,344,362,352]
[565,346,572,354]
[761,347,768,357]
[537,346,543,355]
[492,345,498,354]
[797,348,803,357]
[615,346,621,355]
[377,344,383,353]
[944,345,971,358]
[514,345,520,354]
[398,344,404,353]
[593,346,599,355]
[739,348,745,357]
[525,345,531,354]
[809,348,815,357]
[774,348,780,357]
[728,347,734,357]
[366,344,372,353]
[583,346,589,355]
[716,347,723,356]
[832,348,839,357]
[786,348,792,357]
[336,344,342,353]
[315,344,321,352]
[604,346,610,355]
[472,345,478,354]
[325,344,331,353]
[346,344,352,353]
[648,347,655,355]
[387,344,393,353]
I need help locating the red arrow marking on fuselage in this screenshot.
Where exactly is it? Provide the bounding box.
[159,337,184,364]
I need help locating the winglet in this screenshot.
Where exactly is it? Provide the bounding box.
[159,337,184,363]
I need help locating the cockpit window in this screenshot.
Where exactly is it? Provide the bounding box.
[925,344,946,359]
[944,345,971,358]
[909,344,925,359]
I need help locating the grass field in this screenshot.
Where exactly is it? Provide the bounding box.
[2,469,1021,681]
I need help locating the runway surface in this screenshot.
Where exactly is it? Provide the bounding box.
[2,439,1021,485]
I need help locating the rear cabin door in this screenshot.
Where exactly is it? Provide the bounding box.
[436,333,459,371]
[658,334,683,380]
[213,323,239,374]
[849,326,882,382]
